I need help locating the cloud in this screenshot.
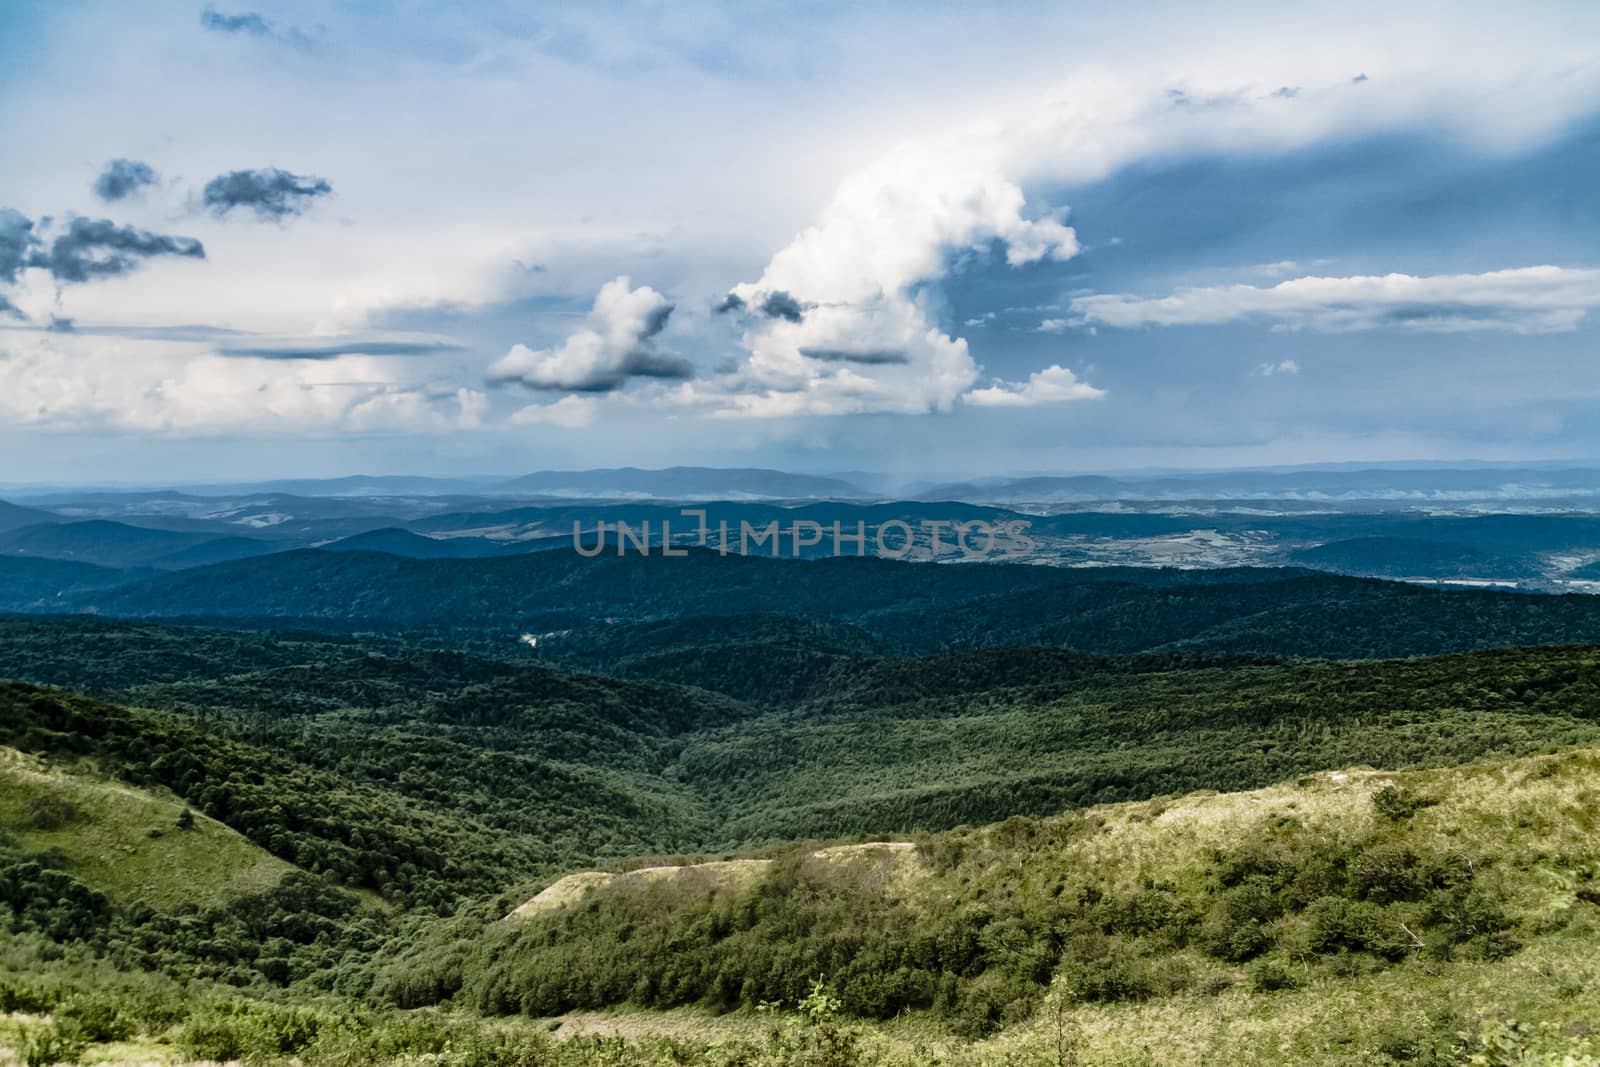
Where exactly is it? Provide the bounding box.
[199,6,312,48]
[1256,359,1300,376]
[0,331,470,436]
[487,275,690,393]
[203,168,333,221]
[0,209,39,285]
[1070,266,1600,335]
[758,289,806,322]
[27,217,205,283]
[964,364,1104,407]
[217,335,466,360]
[798,346,909,365]
[689,118,1087,417]
[509,394,598,428]
[712,292,745,314]
[93,159,159,202]
[0,295,23,320]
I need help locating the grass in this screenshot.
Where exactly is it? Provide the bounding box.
[0,745,292,910]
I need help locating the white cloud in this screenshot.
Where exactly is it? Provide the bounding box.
[678,58,1600,419]
[1071,266,1600,334]
[487,276,690,393]
[0,330,476,436]
[964,364,1105,407]
[508,395,598,429]
[1256,359,1301,376]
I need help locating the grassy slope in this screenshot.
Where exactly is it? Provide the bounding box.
[490,748,1600,1065]
[0,745,292,909]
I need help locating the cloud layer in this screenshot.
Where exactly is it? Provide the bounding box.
[1072,267,1600,335]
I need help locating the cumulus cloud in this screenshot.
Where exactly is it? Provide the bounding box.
[964,364,1105,407]
[217,335,465,360]
[203,168,332,221]
[509,394,598,429]
[1070,266,1600,334]
[199,6,313,48]
[93,159,159,202]
[26,216,206,283]
[1256,359,1300,376]
[487,275,690,393]
[686,131,1085,416]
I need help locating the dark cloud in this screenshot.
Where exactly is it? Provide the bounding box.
[569,348,695,392]
[0,209,39,284]
[1352,73,1370,84]
[203,168,332,221]
[47,316,75,332]
[26,217,206,283]
[798,346,909,365]
[200,6,313,48]
[713,289,809,320]
[759,289,806,322]
[0,294,22,320]
[640,302,674,339]
[218,337,466,360]
[93,159,159,202]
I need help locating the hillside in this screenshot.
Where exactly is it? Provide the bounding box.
[0,519,272,570]
[0,556,143,611]
[0,745,292,909]
[320,527,518,558]
[27,549,1600,660]
[396,747,1600,1064]
[4,622,1600,1064]
[1288,536,1524,579]
[0,499,59,534]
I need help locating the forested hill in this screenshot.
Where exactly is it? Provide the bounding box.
[21,547,1600,660]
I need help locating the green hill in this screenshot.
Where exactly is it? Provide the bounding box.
[0,745,291,909]
[0,519,271,570]
[30,548,1600,661]
[1289,536,1525,579]
[390,746,1600,1065]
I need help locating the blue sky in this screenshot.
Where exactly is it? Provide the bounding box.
[1,0,1598,482]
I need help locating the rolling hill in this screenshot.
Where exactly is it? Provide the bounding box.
[319,527,521,559]
[1288,535,1525,578]
[0,519,274,570]
[0,498,60,534]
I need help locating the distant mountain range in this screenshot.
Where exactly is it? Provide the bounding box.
[1,467,1599,589]
[494,466,871,500]
[918,467,1600,504]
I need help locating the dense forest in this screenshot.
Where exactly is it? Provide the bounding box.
[3,556,1600,1064]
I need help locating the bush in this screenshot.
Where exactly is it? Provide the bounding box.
[1249,960,1301,993]
[54,994,135,1043]
[1372,784,1426,822]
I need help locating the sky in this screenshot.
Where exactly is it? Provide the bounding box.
[1,0,1599,483]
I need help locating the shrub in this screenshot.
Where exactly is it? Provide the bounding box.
[54,994,135,1043]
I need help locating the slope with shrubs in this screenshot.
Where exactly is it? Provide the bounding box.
[384,747,1600,1064]
[0,745,291,910]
